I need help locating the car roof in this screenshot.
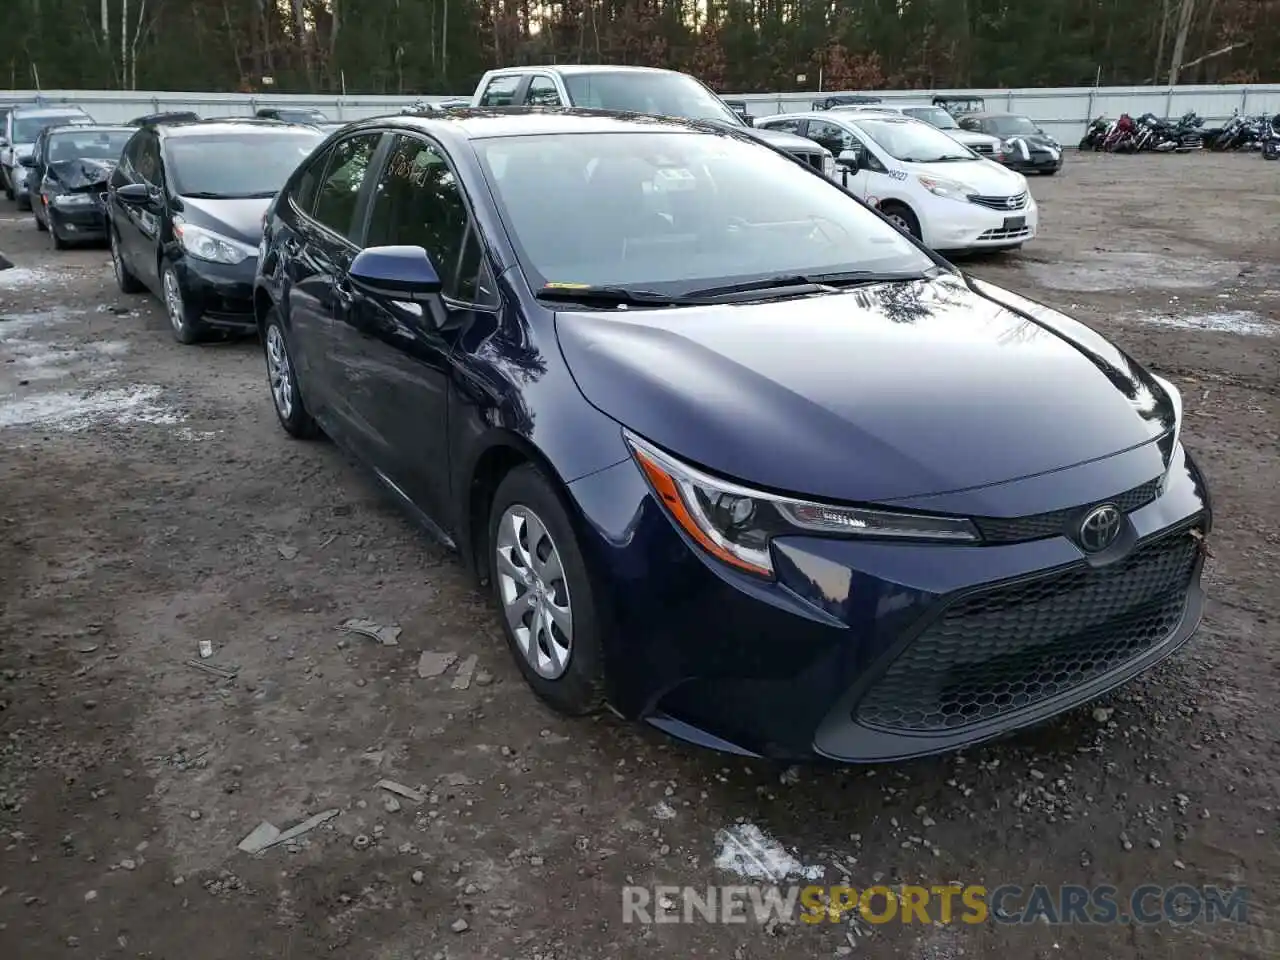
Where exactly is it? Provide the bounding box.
[155,118,323,138]
[764,111,924,126]
[964,112,1023,120]
[344,107,725,140]
[11,105,90,117]
[44,124,132,135]
[486,64,683,78]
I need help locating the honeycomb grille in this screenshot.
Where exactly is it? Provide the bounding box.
[855,529,1199,732]
[972,477,1162,545]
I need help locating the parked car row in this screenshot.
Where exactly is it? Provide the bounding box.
[0,71,1211,766]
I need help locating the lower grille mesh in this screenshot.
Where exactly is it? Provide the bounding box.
[855,530,1199,732]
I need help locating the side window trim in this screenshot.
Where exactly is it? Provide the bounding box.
[387,131,499,311]
[300,130,388,247]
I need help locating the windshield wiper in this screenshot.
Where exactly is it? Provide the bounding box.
[682,270,930,300]
[180,191,235,199]
[535,285,712,308]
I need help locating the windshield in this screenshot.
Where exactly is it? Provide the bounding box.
[987,116,1040,136]
[475,131,932,293]
[564,72,743,126]
[901,106,959,130]
[47,129,133,162]
[273,110,328,123]
[14,113,88,142]
[168,131,322,197]
[852,118,977,163]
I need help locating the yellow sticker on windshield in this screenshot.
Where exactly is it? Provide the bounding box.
[543,282,592,290]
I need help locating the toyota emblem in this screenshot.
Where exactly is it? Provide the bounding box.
[1078,504,1122,552]
[1006,196,1019,209]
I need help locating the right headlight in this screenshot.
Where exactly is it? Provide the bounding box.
[625,432,980,579]
[173,218,257,265]
[916,175,975,202]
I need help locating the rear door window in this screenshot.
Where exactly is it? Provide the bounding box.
[478,76,521,107]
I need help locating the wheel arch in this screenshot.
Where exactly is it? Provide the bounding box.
[461,431,571,587]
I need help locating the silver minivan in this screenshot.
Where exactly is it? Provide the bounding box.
[2,105,94,208]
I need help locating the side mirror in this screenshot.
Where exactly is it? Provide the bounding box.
[116,182,152,205]
[836,149,861,173]
[742,115,755,127]
[19,155,37,167]
[349,245,443,302]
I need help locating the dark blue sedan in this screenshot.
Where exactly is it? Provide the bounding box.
[253,109,1211,763]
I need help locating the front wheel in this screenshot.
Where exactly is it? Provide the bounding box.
[161,261,204,345]
[263,310,319,439]
[34,201,48,232]
[879,202,922,241]
[488,464,606,716]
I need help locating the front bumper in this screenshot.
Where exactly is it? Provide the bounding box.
[999,150,1063,173]
[567,441,1210,762]
[48,196,110,241]
[173,253,259,330]
[925,197,1039,251]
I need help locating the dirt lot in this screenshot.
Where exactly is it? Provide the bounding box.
[0,151,1278,959]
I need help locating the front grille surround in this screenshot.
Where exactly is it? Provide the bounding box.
[968,190,1029,211]
[854,526,1201,733]
[972,477,1162,545]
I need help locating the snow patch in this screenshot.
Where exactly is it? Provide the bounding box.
[0,267,61,290]
[0,384,184,431]
[651,801,677,821]
[713,823,823,882]
[1127,310,1275,337]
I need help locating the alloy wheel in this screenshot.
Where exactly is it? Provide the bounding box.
[495,504,573,680]
[265,324,294,421]
[162,269,186,334]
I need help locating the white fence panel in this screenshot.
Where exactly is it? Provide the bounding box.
[3,84,1278,143]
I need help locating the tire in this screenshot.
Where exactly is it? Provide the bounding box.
[160,260,204,345]
[488,464,606,716]
[879,202,922,241]
[262,309,319,439]
[34,201,47,232]
[109,227,145,293]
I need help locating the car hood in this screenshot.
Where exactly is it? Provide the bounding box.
[948,129,1002,148]
[177,196,271,245]
[901,157,1027,194]
[554,273,1175,503]
[48,157,117,190]
[747,126,826,154]
[1008,132,1061,151]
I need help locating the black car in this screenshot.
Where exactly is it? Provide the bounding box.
[958,112,1064,174]
[25,124,134,248]
[257,107,331,125]
[107,119,325,343]
[129,111,201,126]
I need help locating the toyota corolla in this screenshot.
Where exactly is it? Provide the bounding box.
[253,110,1211,762]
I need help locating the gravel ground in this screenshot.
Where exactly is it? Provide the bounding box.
[1,151,1278,959]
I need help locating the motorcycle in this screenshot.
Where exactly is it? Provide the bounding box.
[1102,114,1138,152]
[1078,116,1109,150]
[1262,114,1280,160]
